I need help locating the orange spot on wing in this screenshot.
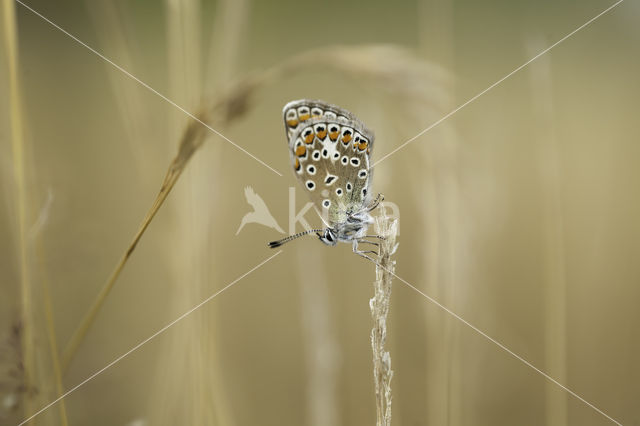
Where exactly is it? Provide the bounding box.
[317,129,327,140]
[358,142,368,151]
[299,113,310,121]
[295,145,307,157]
[304,132,315,144]
[295,158,300,170]
[329,131,339,141]
[342,133,352,143]
[287,119,299,127]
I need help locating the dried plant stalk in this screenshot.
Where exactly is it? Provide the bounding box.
[2,1,35,422]
[61,113,209,371]
[370,211,398,426]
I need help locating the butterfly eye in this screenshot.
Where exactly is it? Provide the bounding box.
[350,157,360,167]
[306,180,316,190]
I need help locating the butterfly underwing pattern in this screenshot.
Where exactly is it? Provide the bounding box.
[268,99,383,260]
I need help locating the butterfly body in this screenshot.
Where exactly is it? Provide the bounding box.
[269,99,382,259]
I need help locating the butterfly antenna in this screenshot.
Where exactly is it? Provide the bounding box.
[268,229,325,248]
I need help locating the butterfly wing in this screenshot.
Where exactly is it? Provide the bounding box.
[282,100,374,228]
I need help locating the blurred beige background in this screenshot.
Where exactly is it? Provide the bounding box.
[1,0,638,425]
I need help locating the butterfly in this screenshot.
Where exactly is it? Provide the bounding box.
[268,99,384,260]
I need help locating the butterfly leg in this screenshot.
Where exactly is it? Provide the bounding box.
[366,193,384,212]
[353,239,379,257]
[358,234,387,248]
[359,240,380,247]
[352,241,379,264]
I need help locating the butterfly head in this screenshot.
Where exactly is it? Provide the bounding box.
[317,228,338,246]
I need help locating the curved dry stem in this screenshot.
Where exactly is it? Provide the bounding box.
[61,113,208,371]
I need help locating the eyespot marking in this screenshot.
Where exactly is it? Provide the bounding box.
[286,109,298,127]
[298,106,310,121]
[307,165,316,175]
[322,199,331,208]
[350,157,360,167]
[328,125,340,141]
[341,128,353,144]
[341,156,349,165]
[314,124,327,140]
[324,174,337,185]
[358,169,368,179]
[336,188,344,196]
[306,180,315,190]
[346,182,353,192]
[312,150,321,160]
[302,128,315,144]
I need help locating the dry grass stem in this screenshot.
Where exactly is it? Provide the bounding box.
[32,192,69,426]
[370,209,398,426]
[2,1,35,422]
[61,112,208,371]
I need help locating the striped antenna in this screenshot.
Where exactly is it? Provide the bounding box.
[268,229,324,248]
